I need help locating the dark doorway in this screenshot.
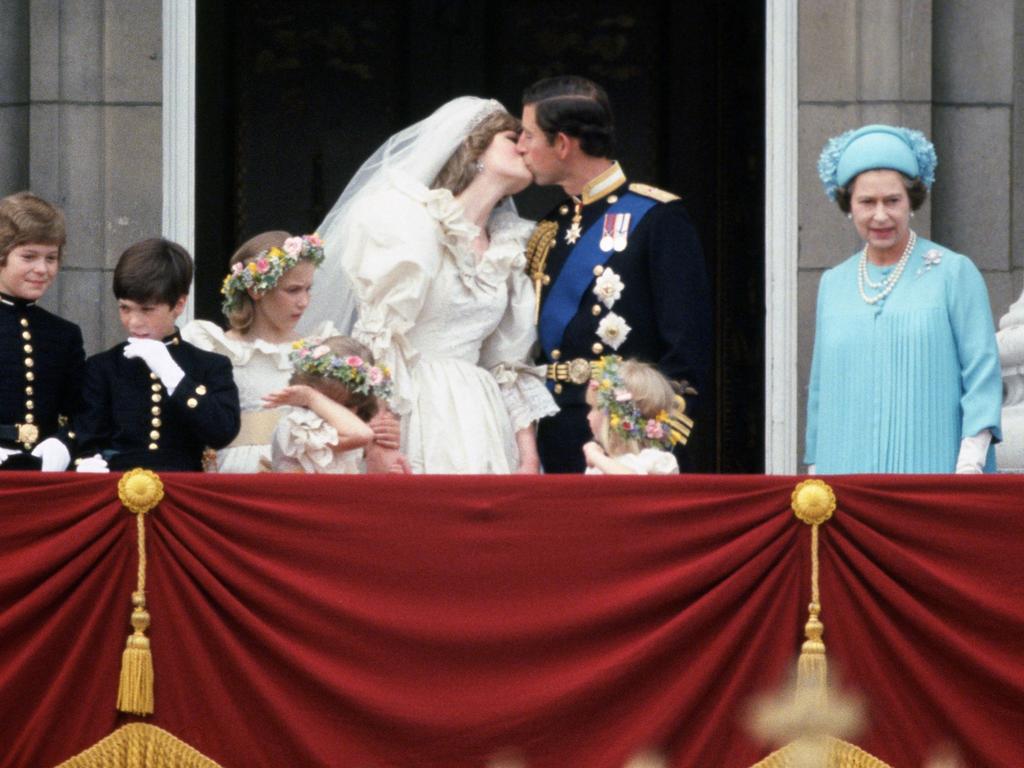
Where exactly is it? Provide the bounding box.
[195,1,764,472]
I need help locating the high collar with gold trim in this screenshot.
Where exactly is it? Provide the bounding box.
[579,162,627,206]
[0,292,37,310]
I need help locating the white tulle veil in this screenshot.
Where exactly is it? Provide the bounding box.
[300,96,513,334]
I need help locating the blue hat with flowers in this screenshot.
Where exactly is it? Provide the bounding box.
[818,124,937,200]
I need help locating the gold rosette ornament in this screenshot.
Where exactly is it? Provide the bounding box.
[116,468,164,715]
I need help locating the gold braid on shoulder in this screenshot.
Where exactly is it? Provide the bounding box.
[526,220,558,324]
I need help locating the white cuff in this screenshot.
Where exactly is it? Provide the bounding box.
[955,429,992,474]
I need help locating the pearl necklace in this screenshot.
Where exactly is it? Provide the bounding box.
[857,230,916,305]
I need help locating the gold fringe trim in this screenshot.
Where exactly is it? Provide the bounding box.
[526,220,558,325]
[116,469,164,715]
[750,736,892,767]
[54,723,223,768]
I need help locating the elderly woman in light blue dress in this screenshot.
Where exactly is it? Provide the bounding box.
[806,124,1003,473]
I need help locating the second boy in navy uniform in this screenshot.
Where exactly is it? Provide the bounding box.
[75,238,240,471]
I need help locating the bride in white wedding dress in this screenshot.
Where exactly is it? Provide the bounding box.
[301,97,557,473]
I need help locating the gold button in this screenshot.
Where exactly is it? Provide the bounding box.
[592,304,602,316]
[24,357,33,368]
[195,385,207,396]
[150,372,159,380]
[151,406,161,415]
[25,371,34,381]
[593,265,604,277]
[21,331,30,340]
[151,383,162,392]
[23,344,32,354]
[608,194,619,204]
[551,349,561,360]
[149,430,160,440]
[68,431,76,439]
[559,204,569,215]
[151,418,162,428]
[592,342,604,354]
[25,400,33,410]
[148,443,159,451]
[542,274,551,285]
[187,397,198,408]
[554,383,563,394]
[25,414,34,424]
[151,393,162,403]
[19,318,28,327]
[25,385,33,395]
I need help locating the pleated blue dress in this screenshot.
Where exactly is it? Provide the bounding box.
[805,236,1003,473]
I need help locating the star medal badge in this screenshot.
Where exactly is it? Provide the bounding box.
[564,200,583,245]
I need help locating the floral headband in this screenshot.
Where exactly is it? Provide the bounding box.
[220,234,325,316]
[289,337,393,402]
[589,355,680,451]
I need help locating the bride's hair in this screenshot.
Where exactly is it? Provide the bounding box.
[431,110,521,195]
[223,230,290,333]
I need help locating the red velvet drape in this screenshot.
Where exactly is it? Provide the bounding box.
[0,473,1021,768]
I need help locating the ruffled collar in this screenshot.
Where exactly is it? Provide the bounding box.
[182,319,338,370]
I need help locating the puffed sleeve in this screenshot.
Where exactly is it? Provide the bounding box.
[478,215,558,431]
[270,407,340,473]
[340,188,444,416]
[946,252,1003,443]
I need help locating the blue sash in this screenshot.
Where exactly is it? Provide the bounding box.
[538,192,657,357]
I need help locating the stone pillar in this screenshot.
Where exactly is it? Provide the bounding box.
[28,0,162,353]
[0,0,30,192]
[997,295,1024,471]
[796,0,932,467]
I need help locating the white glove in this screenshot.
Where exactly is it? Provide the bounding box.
[0,446,21,466]
[955,429,992,474]
[31,437,71,471]
[75,453,110,473]
[124,338,185,394]
[807,464,817,476]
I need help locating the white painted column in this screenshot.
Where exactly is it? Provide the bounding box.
[162,0,196,320]
[764,0,799,474]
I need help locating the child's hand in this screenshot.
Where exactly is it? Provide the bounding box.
[582,441,606,467]
[262,384,318,410]
[369,408,401,449]
[124,338,185,394]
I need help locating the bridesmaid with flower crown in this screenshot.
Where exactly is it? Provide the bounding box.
[181,231,354,472]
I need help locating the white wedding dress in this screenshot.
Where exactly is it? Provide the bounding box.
[180,319,338,472]
[340,176,556,473]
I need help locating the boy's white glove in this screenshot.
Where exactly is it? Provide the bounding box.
[75,454,110,473]
[955,429,992,474]
[31,437,71,471]
[124,338,185,395]
[0,446,21,465]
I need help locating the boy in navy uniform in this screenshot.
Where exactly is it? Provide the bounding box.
[74,238,240,471]
[0,192,84,471]
[517,76,712,473]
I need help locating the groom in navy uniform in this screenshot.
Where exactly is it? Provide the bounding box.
[517,75,712,473]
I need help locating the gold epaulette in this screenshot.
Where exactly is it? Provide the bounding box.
[526,220,558,277]
[628,182,680,203]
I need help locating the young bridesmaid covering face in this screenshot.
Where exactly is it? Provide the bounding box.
[0,243,60,301]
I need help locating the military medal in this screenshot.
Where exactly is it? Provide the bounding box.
[564,200,583,245]
[612,212,631,252]
[599,214,616,252]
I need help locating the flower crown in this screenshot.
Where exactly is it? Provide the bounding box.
[220,234,325,316]
[589,355,679,451]
[289,337,393,402]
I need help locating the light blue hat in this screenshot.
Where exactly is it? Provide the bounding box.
[818,124,937,200]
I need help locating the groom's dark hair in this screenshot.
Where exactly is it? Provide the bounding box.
[522,75,615,158]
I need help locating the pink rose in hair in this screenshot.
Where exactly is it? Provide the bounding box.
[283,237,304,257]
[308,233,323,247]
[255,257,270,272]
[231,262,244,275]
[368,367,384,385]
[645,420,664,440]
[345,355,364,367]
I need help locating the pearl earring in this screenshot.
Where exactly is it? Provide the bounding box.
[847,213,852,220]
[475,160,485,174]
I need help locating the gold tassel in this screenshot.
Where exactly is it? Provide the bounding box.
[116,469,164,716]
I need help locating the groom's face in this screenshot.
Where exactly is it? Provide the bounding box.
[517,104,562,186]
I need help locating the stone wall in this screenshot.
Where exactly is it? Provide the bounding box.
[0,0,162,354]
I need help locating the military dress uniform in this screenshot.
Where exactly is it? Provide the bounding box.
[0,293,85,470]
[74,331,241,472]
[527,162,711,473]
